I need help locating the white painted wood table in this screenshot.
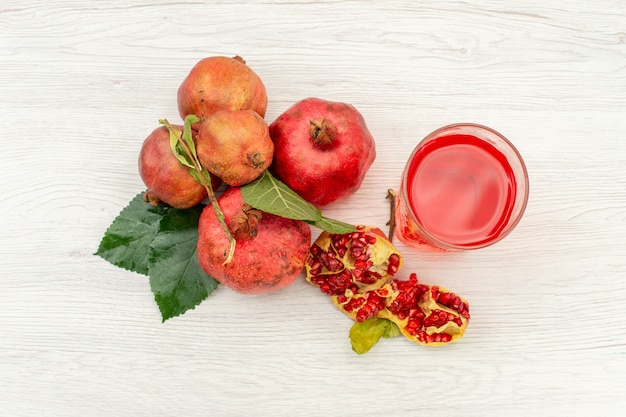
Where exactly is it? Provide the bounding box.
[2,1,626,416]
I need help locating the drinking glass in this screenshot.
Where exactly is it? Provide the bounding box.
[394,123,529,251]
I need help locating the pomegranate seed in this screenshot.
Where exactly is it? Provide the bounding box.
[351,247,364,257]
[437,291,451,305]
[309,262,322,275]
[312,244,324,255]
[354,259,368,270]
[431,286,439,297]
[310,276,325,285]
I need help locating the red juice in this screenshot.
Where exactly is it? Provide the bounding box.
[395,124,528,251]
[406,134,515,246]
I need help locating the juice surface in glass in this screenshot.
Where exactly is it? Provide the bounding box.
[406,134,515,246]
[395,124,528,251]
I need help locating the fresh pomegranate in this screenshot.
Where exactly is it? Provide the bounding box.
[333,273,470,346]
[196,109,273,187]
[177,55,267,121]
[197,187,311,294]
[138,125,219,209]
[305,226,402,296]
[269,97,376,206]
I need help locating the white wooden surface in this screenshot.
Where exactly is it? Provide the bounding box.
[2,1,626,416]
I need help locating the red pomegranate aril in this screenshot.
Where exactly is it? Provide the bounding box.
[310,244,323,256]
[309,265,322,276]
[343,297,365,313]
[408,308,422,319]
[436,291,451,305]
[376,288,389,297]
[423,309,462,328]
[353,259,370,270]
[355,293,385,322]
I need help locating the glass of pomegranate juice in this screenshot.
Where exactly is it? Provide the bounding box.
[395,123,529,251]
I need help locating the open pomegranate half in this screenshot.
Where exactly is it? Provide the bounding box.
[305,226,402,296]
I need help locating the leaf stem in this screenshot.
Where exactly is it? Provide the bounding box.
[160,118,236,264]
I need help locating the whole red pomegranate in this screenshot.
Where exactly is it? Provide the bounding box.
[269,97,376,206]
[197,187,312,294]
[138,125,219,209]
[196,109,273,186]
[177,55,267,121]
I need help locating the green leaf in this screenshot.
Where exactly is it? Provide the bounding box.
[241,170,321,221]
[182,114,200,160]
[95,193,168,275]
[381,320,402,339]
[163,122,193,169]
[161,115,200,170]
[307,216,357,234]
[148,205,219,322]
[95,193,219,322]
[349,318,401,355]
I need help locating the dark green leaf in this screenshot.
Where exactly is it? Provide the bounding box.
[148,205,219,322]
[95,193,168,275]
[95,193,219,321]
[349,318,401,355]
[241,170,321,221]
[307,216,357,234]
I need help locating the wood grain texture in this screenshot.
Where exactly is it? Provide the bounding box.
[2,1,626,416]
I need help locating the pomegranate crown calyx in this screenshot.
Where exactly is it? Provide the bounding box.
[229,203,263,240]
[309,118,337,147]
